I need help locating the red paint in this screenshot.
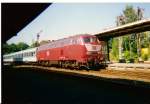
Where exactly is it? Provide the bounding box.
[37,34,105,64]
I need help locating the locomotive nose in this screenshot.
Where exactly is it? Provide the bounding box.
[85,44,101,52]
[85,44,104,66]
[86,51,100,63]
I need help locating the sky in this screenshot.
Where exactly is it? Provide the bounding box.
[7,3,150,45]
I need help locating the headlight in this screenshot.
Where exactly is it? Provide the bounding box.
[87,51,91,55]
[98,51,101,54]
[87,51,97,55]
[92,46,96,50]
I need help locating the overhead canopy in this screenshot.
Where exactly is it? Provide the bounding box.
[2,3,51,43]
[95,18,150,40]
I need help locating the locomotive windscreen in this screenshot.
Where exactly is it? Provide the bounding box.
[83,37,99,43]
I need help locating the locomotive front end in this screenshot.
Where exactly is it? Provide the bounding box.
[82,35,105,67]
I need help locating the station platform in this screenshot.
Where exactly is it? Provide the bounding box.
[107,63,150,71]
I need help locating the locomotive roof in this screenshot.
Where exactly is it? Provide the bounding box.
[38,34,94,48]
[68,34,94,38]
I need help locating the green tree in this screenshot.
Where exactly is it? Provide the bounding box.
[110,5,145,61]
[111,5,141,62]
[3,43,11,54]
[10,43,18,52]
[30,41,39,48]
[123,5,139,59]
[110,38,119,61]
[39,40,50,46]
[123,5,138,23]
[17,42,29,51]
[3,42,29,54]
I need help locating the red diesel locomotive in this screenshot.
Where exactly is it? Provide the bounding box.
[37,34,105,68]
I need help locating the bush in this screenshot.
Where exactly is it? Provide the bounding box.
[109,50,119,61]
[123,51,138,62]
[141,54,148,61]
[124,51,130,60]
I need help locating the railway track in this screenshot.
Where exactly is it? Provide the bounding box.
[12,64,150,84]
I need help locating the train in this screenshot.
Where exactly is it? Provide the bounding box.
[3,34,107,69]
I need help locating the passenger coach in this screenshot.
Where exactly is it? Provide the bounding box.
[3,47,37,63]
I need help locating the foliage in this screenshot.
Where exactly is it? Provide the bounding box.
[30,40,50,48]
[124,51,130,60]
[141,54,148,61]
[30,41,39,48]
[110,38,119,61]
[39,40,50,46]
[17,42,29,51]
[141,32,150,48]
[3,42,29,54]
[109,5,150,61]
[122,35,130,51]
[3,43,11,54]
[123,5,138,23]
[122,5,138,59]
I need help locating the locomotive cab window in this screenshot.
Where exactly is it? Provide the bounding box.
[83,37,99,43]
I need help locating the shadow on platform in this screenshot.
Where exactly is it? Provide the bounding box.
[2,66,150,104]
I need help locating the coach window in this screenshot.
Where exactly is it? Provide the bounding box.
[25,53,27,57]
[33,52,35,56]
[19,54,21,57]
